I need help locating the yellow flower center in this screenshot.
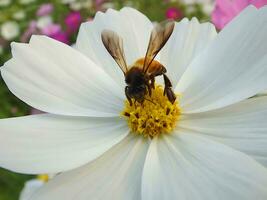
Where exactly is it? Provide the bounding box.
[121,85,181,138]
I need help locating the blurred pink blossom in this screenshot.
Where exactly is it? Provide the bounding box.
[250,0,267,7]
[36,3,54,16]
[65,11,82,34]
[166,7,183,20]
[95,0,106,10]
[50,31,69,44]
[20,21,38,42]
[95,0,104,5]
[41,24,61,35]
[41,24,69,44]
[212,0,267,29]
[21,20,69,44]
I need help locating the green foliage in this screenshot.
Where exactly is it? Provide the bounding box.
[0,78,30,119]
[0,168,33,200]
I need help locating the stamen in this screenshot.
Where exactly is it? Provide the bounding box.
[121,85,181,138]
[37,174,49,182]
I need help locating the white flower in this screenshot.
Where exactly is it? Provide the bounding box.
[203,3,215,15]
[182,0,213,4]
[101,2,115,9]
[36,16,52,29]
[182,0,215,15]
[70,2,83,10]
[70,0,92,10]
[0,21,19,40]
[19,175,53,200]
[19,180,44,200]
[19,0,35,4]
[82,0,93,8]
[13,10,26,20]
[1,6,267,200]
[61,0,76,4]
[0,0,10,7]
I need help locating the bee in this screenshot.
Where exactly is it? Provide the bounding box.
[101,20,176,106]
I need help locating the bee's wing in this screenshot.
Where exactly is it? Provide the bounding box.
[101,29,128,75]
[143,20,175,73]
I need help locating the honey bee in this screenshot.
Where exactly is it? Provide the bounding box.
[101,20,176,106]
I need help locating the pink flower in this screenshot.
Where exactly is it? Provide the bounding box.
[50,32,69,44]
[212,0,267,29]
[250,0,267,8]
[65,12,82,34]
[41,24,69,44]
[36,3,54,16]
[41,24,61,36]
[21,22,69,44]
[95,0,105,10]
[166,7,183,20]
[20,21,38,43]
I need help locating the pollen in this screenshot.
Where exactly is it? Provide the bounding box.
[121,85,181,138]
[37,174,49,182]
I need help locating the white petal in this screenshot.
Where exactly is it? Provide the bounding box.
[179,96,267,167]
[1,35,124,117]
[176,6,267,113]
[160,18,217,87]
[29,134,149,200]
[19,180,44,200]
[76,7,153,86]
[0,114,128,174]
[142,130,267,200]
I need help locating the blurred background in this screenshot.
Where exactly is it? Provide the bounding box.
[1,0,265,199]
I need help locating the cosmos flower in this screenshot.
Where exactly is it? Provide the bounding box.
[61,0,76,4]
[36,4,54,17]
[1,6,267,200]
[0,0,10,7]
[41,24,69,44]
[65,11,82,34]
[20,21,69,44]
[0,21,20,41]
[212,0,267,29]
[19,0,36,5]
[180,0,215,14]
[181,0,212,3]
[48,31,69,44]
[20,21,38,43]
[19,175,50,200]
[13,10,26,20]
[41,24,61,36]
[165,7,183,20]
[36,16,53,30]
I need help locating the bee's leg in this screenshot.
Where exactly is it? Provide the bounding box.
[147,84,152,96]
[125,86,133,106]
[145,80,152,96]
[150,76,155,89]
[163,74,176,104]
[140,99,145,107]
[163,74,172,95]
[149,66,166,89]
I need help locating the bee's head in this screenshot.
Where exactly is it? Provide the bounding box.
[125,67,148,102]
[127,84,146,100]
